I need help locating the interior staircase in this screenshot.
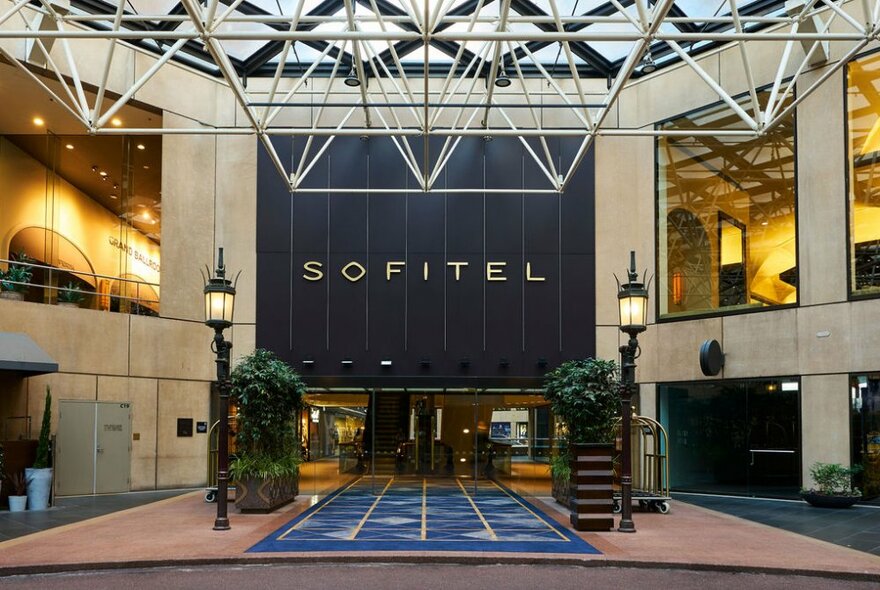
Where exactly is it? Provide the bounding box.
[365,393,408,475]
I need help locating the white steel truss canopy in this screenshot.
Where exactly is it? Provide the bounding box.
[1,0,878,192]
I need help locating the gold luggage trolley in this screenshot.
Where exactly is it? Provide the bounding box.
[613,413,671,514]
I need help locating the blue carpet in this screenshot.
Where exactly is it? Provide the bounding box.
[247,477,600,554]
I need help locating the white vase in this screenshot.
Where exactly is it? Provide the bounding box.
[8,495,27,512]
[25,467,53,510]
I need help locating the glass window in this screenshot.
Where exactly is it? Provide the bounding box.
[850,374,880,498]
[0,133,161,314]
[657,92,797,318]
[847,53,880,296]
[658,378,801,498]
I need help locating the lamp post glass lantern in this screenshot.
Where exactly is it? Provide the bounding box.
[616,250,649,534]
[204,247,237,531]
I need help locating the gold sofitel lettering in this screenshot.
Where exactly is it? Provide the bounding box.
[486,262,507,281]
[303,261,324,281]
[386,261,405,281]
[341,261,367,282]
[447,261,468,281]
[526,262,545,282]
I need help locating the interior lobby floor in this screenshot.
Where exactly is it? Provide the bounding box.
[0,485,878,580]
[674,492,880,556]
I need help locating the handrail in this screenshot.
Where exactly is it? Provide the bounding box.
[0,258,159,289]
[0,258,160,307]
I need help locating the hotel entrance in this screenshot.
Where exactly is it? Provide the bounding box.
[297,390,554,499]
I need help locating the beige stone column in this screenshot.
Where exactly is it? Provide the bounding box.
[800,374,851,487]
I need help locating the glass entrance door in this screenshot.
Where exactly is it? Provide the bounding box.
[659,378,801,498]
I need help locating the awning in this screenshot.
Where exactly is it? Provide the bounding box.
[0,333,58,375]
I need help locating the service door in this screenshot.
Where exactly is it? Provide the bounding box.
[56,400,131,496]
[56,401,97,496]
[96,402,131,493]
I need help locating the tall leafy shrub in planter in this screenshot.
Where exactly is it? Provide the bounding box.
[26,387,53,510]
[544,358,618,530]
[230,349,305,513]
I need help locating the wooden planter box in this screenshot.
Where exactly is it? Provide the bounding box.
[235,476,298,513]
[551,472,571,508]
[569,443,614,531]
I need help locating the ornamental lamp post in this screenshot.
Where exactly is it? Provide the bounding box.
[616,250,649,534]
[204,247,237,531]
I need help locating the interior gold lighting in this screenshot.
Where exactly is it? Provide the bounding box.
[65,144,74,150]
[136,144,146,150]
[111,118,122,127]
[32,117,44,126]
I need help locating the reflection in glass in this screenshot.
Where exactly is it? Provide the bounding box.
[848,54,880,295]
[0,132,161,313]
[657,92,797,317]
[658,378,801,498]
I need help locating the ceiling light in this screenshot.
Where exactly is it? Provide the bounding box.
[344,67,361,87]
[33,117,44,126]
[65,144,74,150]
[136,144,145,150]
[109,194,118,199]
[143,165,150,170]
[494,66,511,88]
[111,118,122,127]
[639,50,657,74]
[99,171,108,177]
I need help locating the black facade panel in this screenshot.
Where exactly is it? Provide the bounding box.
[257,136,595,387]
[256,139,292,253]
[368,194,406,254]
[408,193,445,253]
[406,253,445,365]
[256,251,291,355]
[327,252,368,360]
[291,252,328,363]
[447,194,483,254]
[485,194,522,254]
[561,253,596,360]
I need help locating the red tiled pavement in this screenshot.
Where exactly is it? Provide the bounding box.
[0,491,878,577]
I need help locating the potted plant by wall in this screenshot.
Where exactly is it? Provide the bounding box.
[0,251,33,301]
[802,462,863,508]
[230,349,305,513]
[544,358,618,530]
[7,472,27,512]
[57,282,85,308]
[26,387,53,511]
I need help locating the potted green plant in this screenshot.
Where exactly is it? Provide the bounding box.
[230,349,305,513]
[7,472,27,512]
[0,252,33,301]
[802,462,863,508]
[25,387,53,510]
[544,358,618,530]
[57,282,85,308]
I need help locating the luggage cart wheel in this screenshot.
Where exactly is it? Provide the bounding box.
[205,490,216,503]
[657,501,670,514]
[612,500,621,514]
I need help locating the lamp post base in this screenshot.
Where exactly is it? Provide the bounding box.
[213,517,230,531]
[617,518,636,533]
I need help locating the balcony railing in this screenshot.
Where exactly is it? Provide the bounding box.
[0,258,160,315]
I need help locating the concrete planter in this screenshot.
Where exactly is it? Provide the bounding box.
[569,443,614,531]
[0,291,24,301]
[235,476,298,513]
[802,491,860,509]
[57,302,79,309]
[25,467,53,510]
[8,495,27,512]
